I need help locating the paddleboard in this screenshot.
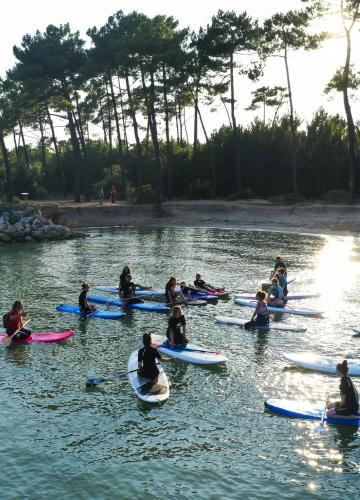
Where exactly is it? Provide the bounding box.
[127,349,170,403]
[87,295,169,313]
[353,328,360,334]
[215,315,306,332]
[265,398,360,427]
[235,292,320,301]
[0,331,75,344]
[282,352,360,376]
[151,334,228,365]
[56,305,125,320]
[234,298,323,317]
[95,286,165,297]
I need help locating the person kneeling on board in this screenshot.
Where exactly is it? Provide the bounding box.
[4,300,31,340]
[327,360,359,417]
[267,278,286,308]
[138,333,174,384]
[245,291,269,330]
[166,305,188,347]
[119,265,150,297]
[79,283,97,319]
[121,274,144,307]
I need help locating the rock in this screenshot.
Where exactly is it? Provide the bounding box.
[0,223,8,232]
[2,211,10,221]
[5,225,17,239]
[31,230,44,241]
[20,216,34,224]
[43,225,50,233]
[15,221,25,232]
[0,233,11,242]
[24,236,36,243]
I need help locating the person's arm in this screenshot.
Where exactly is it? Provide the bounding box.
[169,330,175,347]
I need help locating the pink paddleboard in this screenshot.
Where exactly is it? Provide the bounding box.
[0,331,75,344]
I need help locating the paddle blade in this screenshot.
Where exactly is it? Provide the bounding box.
[86,377,108,387]
[2,336,13,347]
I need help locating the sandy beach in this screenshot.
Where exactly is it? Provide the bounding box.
[31,199,360,236]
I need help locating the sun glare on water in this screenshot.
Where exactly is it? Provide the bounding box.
[314,237,358,316]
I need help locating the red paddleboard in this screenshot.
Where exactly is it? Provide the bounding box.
[0,331,75,344]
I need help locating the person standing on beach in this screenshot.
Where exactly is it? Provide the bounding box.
[110,185,117,204]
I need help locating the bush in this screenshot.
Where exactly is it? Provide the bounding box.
[269,193,306,203]
[226,188,257,201]
[322,189,348,203]
[127,184,154,204]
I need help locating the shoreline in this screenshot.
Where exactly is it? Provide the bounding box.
[30,199,360,237]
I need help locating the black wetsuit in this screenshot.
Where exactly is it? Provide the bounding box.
[138,346,161,380]
[194,279,207,289]
[79,290,92,315]
[166,315,187,345]
[336,376,359,415]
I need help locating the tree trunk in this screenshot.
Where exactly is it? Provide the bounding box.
[162,63,172,200]
[197,105,209,143]
[125,72,142,185]
[74,91,87,153]
[183,107,189,143]
[343,27,357,203]
[99,102,108,145]
[46,107,66,197]
[19,121,30,168]
[193,88,199,160]
[178,103,183,142]
[140,67,162,209]
[230,52,241,193]
[108,73,125,186]
[106,86,113,151]
[284,44,298,198]
[38,113,47,170]
[117,76,128,154]
[12,129,19,159]
[0,130,13,202]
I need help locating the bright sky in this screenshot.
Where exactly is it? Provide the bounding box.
[1,0,359,143]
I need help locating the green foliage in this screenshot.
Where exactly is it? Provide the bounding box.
[127,184,154,203]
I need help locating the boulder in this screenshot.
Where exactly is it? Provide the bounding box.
[15,221,25,232]
[24,236,36,243]
[0,233,11,243]
[31,230,44,241]
[20,216,34,224]
[5,225,17,239]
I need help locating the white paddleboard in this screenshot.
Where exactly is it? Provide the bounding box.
[265,398,360,426]
[353,328,360,334]
[151,334,228,365]
[234,298,323,317]
[215,315,306,332]
[127,349,170,403]
[235,292,320,301]
[282,352,360,376]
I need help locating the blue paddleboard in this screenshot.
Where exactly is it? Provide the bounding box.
[56,304,125,320]
[87,295,169,313]
[265,398,360,427]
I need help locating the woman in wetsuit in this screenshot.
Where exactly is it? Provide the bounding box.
[245,291,269,329]
[166,305,188,347]
[165,277,180,304]
[138,332,162,382]
[119,265,132,293]
[79,283,97,318]
[327,360,359,417]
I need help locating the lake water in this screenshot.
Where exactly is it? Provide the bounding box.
[0,227,359,499]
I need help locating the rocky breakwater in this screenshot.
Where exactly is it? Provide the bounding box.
[0,205,86,243]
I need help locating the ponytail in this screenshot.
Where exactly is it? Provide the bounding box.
[336,360,348,375]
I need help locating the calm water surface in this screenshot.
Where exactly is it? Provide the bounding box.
[1,227,359,499]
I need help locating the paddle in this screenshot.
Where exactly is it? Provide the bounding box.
[86,362,161,387]
[316,395,329,432]
[152,342,220,355]
[3,318,31,347]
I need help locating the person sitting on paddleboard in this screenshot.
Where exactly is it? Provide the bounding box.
[166,305,188,347]
[119,266,150,297]
[327,360,359,417]
[165,277,181,304]
[4,300,32,340]
[194,273,224,293]
[79,283,97,319]
[267,278,286,308]
[276,268,288,296]
[138,332,162,382]
[121,274,145,307]
[245,291,269,329]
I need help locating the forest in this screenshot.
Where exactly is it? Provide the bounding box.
[0,0,359,206]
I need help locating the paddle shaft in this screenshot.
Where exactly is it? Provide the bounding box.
[86,363,161,386]
[3,317,31,346]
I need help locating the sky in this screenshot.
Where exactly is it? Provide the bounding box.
[1,0,359,144]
